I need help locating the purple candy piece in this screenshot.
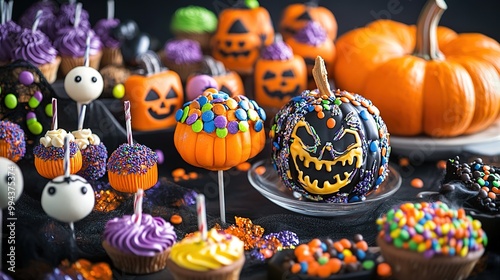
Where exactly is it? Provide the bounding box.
[34,91,43,101]
[227,121,239,134]
[185,113,198,125]
[214,115,227,129]
[26,112,36,120]
[155,149,164,164]
[19,71,34,86]
[212,98,224,103]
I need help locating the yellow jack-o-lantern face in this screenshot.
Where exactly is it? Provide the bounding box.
[289,114,363,195]
[124,70,184,131]
[211,16,262,75]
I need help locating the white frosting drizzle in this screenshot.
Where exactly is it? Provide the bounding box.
[71,128,101,149]
[40,129,75,148]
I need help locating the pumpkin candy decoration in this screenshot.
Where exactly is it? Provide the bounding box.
[279,0,337,41]
[254,41,307,112]
[210,0,274,75]
[186,56,244,100]
[286,21,335,89]
[124,52,184,131]
[333,0,500,137]
[270,57,390,203]
[174,88,266,171]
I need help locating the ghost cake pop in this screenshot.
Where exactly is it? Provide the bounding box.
[64,34,104,115]
[41,135,95,236]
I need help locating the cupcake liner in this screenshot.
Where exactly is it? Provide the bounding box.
[38,56,61,84]
[108,164,158,193]
[167,254,245,280]
[100,47,123,68]
[173,31,213,54]
[34,151,83,179]
[377,236,484,280]
[59,51,103,77]
[0,140,20,162]
[102,241,170,274]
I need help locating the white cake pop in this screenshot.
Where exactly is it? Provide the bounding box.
[41,136,94,228]
[64,66,104,105]
[0,157,23,209]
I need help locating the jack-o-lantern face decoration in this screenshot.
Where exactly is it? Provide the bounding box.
[271,90,391,203]
[124,70,183,131]
[279,2,338,41]
[254,54,307,109]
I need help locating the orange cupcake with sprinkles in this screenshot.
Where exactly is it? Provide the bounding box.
[0,120,26,162]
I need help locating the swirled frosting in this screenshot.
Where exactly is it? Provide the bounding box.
[53,2,91,33]
[261,41,293,61]
[94,18,121,48]
[164,39,203,64]
[71,129,101,150]
[12,28,58,66]
[170,6,217,33]
[18,2,57,40]
[0,21,22,61]
[295,21,327,46]
[39,129,75,148]
[169,228,244,271]
[103,214,176,257]
[54,27,102,57]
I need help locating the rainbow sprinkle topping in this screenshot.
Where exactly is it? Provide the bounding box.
[33,141,79,161]
[377,201,487,258]
[175,89,266,138]
[107,143,158,174]
[0,120,26,161]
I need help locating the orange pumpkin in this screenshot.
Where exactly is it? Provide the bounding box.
[254,42,307,111]
[187,56,244,98]
[286,21,335,89]
[124,70,184,131]
[333,0,500,137]
[174,89,266,171]
[210,2,274,75]
[279,1,337,41]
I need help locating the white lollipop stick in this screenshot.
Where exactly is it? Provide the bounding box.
[32,10,42,32]
[197,194,207,241]
[133,188,144,226]
[218,170,226,224]
[77,104,87,131]
[51,98,57,130]
[73,2,82,28]
[107,0,114,20]
[124,101,133,145]
[0,1,5,25]
[63,135,70,178]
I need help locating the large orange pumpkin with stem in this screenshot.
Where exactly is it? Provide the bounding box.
[174,89,266,171]
[333,0,500,137]
[279,0,337,41]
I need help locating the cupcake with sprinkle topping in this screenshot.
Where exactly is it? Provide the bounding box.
[0,120,26,162]
[107,143,158,193]
[376,201,487,280]
[72,128,107,181]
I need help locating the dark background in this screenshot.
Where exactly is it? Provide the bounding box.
[14,0,500,45]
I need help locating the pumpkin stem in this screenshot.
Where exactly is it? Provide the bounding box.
[312,56,331,96]
[414,0,447,60]
[202,56,226,76]
[138,51,161,75]
[305,0,319,7]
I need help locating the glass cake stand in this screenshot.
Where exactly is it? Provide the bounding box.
[248,159,401,217]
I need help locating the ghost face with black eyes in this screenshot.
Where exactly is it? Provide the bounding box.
[0,157,23,209]
[64,66,104,104]
[41,174,95,223]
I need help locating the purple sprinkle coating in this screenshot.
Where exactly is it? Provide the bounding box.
[0,121,26,161]
[214,115,227,129]
[164,39,202,64]
[294,21,327,46]
[261,41,293,61]
[107,143,158,174]
[265,230,299,248]
[77,142,108,181]
[227,121,239,134]
[33,141,79,161]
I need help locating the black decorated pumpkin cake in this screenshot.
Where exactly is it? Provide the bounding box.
[270,57,390,203]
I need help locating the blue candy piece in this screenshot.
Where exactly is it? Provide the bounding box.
[203,120,216,133]
[175,109,184,122]
[202,110,215,122]
[235,108,247,121]
[197,95,208,106]
[254,120,263,132]
[370,141,379,153]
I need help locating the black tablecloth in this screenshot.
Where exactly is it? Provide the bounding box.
[4,99,500,280]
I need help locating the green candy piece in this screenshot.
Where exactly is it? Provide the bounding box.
[28,97,40,108]
[317,256,328,265]
[408,240,418,251]
[192,120,203,132]
[28,122,43,135]
[4,93,17,109]
[245,0,259,9]
[201,103,213,112]
[113,84,125,99]
[492,181,499,187]
[238,121,249,132]
[45,104,53,117]
[477,178,485,186]
[216,128,228,138]
[414,223,424,234]
[399,229,410,240]
[334,98,342,105]
[393,238,404,248]
[181,107,190,123]
[362,260,375,270]
[26,118,36,126]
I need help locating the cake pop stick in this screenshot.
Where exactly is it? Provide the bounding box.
[51,97,57,130]
[217,171,226,224]
[77,104,87,130]
[32,10,43,33]
[0,1,4,25]
[133,188,144,225]
[196,193,207,241]
[107,0,114,20]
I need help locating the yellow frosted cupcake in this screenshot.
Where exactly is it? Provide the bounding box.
[167,228,245,280]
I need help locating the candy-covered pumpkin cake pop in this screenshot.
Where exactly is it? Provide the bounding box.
[270,57,390,203]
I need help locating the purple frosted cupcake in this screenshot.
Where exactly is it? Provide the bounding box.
[102,213,176,274]
[94,18,122,67]
[162,39,203,82]
[72,129,108,181]
[52,2,91,37]
[0,20,22,65]
[18,0,58,40]
[12,28,61,83]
